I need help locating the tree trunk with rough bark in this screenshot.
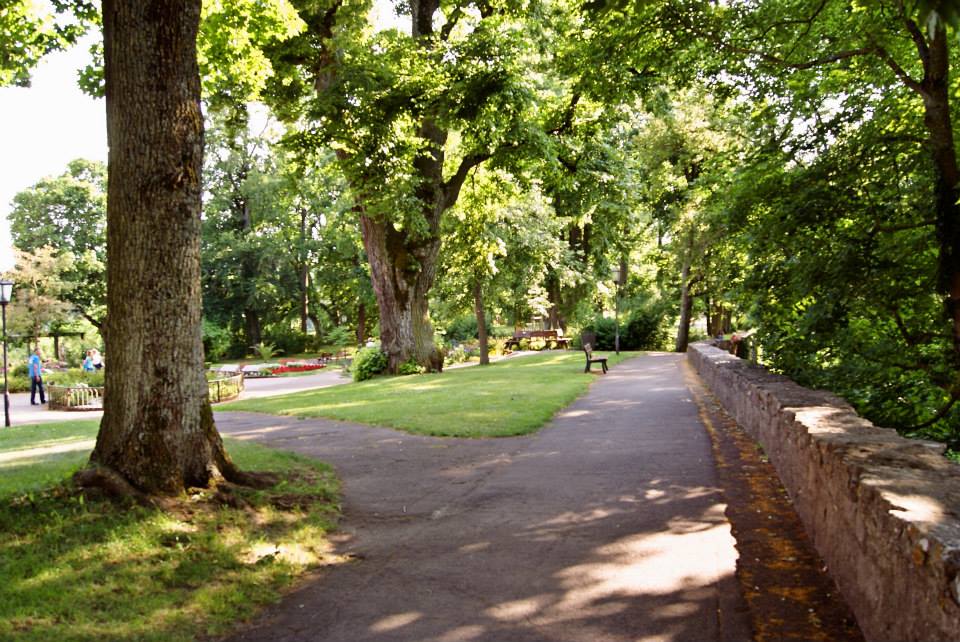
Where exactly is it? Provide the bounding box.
[474,278,489,365]
[919,26,960,364]
[675,232,695,353]
[360,212,444,372]
[91,0,240,495]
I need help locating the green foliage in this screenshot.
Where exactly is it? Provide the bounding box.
[324,325,355,347]
[251,341,280,361]
[0,1,96,87]
[264,326,307,357]
[443,314,492,343]
[202,319,232,362]
[396,360,424,376]
[351,346,387,382]
[45,368,104,387]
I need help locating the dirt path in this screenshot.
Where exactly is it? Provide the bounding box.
[218,353,754,641]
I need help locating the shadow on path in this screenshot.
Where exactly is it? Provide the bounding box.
[218,353,752,642]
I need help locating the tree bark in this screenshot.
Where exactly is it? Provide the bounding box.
[91,0,239,495]
[473,278,489,365]
[360,213,444,372]
[299,206,309,334]
[675,232,695,353]
[918,25,960,363]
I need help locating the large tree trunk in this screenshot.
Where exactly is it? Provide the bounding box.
[360,213,444,372]
[919,25,960,363]
[91,0,239,495]
[474,278,489,365]
[675,232,695,353]
[356,300,367,345]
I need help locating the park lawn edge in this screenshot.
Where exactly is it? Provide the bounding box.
[217,351,637,438]
[0,420,342,642]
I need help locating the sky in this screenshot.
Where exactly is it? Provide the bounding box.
[0,33,106,272]
[0,0,405,274]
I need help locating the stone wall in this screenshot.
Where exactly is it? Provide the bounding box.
[687,342,960,642]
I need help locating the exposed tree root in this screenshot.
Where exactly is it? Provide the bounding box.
[73,466,156,507]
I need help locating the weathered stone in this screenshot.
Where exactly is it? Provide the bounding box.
[688,342,960,642]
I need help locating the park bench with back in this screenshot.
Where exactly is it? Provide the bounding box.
[504,329,570,350]
[580,332,608,373]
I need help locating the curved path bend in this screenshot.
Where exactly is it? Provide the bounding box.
[218,353,752,642]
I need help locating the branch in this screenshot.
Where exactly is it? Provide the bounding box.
[439,6,465,41]
[442,152,491,209]
[873,44,925,95]
[904,392,960,430]
[549,92,581,135]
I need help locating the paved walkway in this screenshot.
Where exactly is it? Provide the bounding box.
[219,353,751,642]
[3,367,353,426]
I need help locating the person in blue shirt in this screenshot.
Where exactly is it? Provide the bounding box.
[82,350,95,372]
[28,348,46,405]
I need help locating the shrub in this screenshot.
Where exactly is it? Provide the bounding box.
[202,319,232,362]
[45,369,105,387]
[444,345,468,366]
[325,325,355,347]
[397,360,424,376]
[352,346,387,382]
[444,315,493,342]
[623,306,668,350]
[251,341,281,361]
[264,327,307,356]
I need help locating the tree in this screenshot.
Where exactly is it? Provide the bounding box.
[266,0,550,372]
[0,0,96,87]
[86,0,244,496]
[9,159,107,329]
[2,247,75,348]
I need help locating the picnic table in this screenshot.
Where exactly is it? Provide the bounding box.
[504,329,570,350]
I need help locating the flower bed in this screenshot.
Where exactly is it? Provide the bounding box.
[271,363,326,374]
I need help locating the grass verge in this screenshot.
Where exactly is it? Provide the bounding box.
[0,420,340,642]
[219,351,635,437]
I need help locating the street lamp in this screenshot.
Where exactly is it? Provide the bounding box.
[0,280,13,427]
[611,266,621,355]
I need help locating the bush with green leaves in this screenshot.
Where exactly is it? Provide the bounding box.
[202,319,232,362]
[444,345,468,366]
[250,341,281,361]
[264,327,307,356]
[351,346,387,382]
[443,315,493,342]
[325,325,355,347]
[45,369,105,387]
[397,360,424,375]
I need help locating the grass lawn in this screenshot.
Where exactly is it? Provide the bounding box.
[0,420,340,642]
[219,350,635,437]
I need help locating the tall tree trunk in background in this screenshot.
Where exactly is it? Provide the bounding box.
[299,206,309,334]
[245,310,261,349]
[91,0,240,495]
[474,278,489,365]
[675,231,695,353]
[356,300,366,345]
[915,24,960,364]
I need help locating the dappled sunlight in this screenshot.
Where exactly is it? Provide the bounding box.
[884,493,948,523]
[538,521,735,622]
[370,612,423,633]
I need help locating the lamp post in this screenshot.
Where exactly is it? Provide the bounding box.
[0,280,13,427]
[611,266,621,355]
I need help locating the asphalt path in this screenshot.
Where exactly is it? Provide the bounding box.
[3,367,352,426]
[219,352,751,642]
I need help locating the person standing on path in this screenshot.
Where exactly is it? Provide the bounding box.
[28,348,46,406]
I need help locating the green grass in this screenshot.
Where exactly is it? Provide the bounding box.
[0,420,340,642]
[219,351,635,437]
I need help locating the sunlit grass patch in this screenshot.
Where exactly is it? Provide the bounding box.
[0,421,341,642]
[219,351,635,437]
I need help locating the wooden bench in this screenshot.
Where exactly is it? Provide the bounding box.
[504,329,570,350]
[582,343,608,373]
